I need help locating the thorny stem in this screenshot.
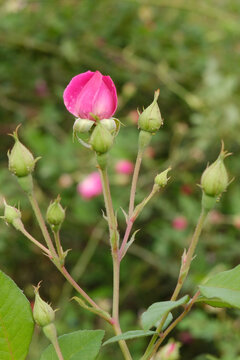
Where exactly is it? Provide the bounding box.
[119,185,159,260]
[53,230,64,260]
[28,193,58,258]
[128,150,143,217]
[98,164,132,360]
[19,226,51,256]
[28,191,108,321]
[59,266,110,320]
[141,209,208,360]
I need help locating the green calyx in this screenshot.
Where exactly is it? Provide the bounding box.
[201,142,231,198]
[33,283,55,327]
[89,122,114,154]
[1,199,23,230]
[155,167,171,188]
[8,125,39,178]
[46,195,65,231]
[138,89,163,133]
[73,118,95,134]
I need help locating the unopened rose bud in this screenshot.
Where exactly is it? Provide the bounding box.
[155,167,171,188]
[1,200,23,231]
[138,90,162,133]
[63,70,118,120]
[73,118,95,134]
[8,126,37,178]
[33,285,55,327]
[46,196,65,231]
[90,123,114,154]
[155,340,180,360]
[201,144,230,198]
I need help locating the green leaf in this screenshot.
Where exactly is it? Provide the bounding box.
[40,330,105,360]
[199,265,240,308]
[141,295,189,330]
[103,330,156,346]
[0,270,34,360]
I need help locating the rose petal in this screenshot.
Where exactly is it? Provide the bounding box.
[63,71,93,117]
[75,71,103,119]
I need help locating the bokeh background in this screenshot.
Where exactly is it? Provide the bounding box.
[1,0,240,359]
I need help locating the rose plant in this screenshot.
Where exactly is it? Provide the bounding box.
[0,70,239,360]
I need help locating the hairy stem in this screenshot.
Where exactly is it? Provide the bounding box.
[98,164,132,359]
[53,230,64,260]
[28,192,107,320]
[141,208,208,359]
[129,150,143,217]
[28,193,57,258]
[19,226,51,256]
[119,185,158,260]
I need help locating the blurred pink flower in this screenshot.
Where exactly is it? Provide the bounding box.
[172,216,188,230]
[180,184,193,195]
[63,70,117,120]
[77,172,102,200]
[233,215,240,229]
[145,146,155,159]
[128,109,139,124]
[209,210,224,225]
[179,331,193,344]
[115,160,134,175]
[35,79,49,97]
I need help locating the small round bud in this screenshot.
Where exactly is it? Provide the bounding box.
[8,126,37,178]
[46,196,65,231]
[155,167,171,188]
[2,200,23,231]
[73,118,94,133]
[201,143,230,198]
[33,284,55,327]
[90,123,114,154]
[138,90,163,133]
[100,119,117,132]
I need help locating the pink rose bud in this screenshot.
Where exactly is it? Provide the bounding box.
[115,160,134,175]
[63,70,117,120]
[172,216,188,230]
[77,172,102,200]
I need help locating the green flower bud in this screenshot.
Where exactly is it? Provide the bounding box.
[201,143,230,198]
[100,119,117,132]
[2,199,23,231]
[8,126,37,178]
[155,167,171,188]
[138,90,163,133]
[73,118,94,133]
[89,123,114,154]
[33,284,55,327]
[46,196,65,231]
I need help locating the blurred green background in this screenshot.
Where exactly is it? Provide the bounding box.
[1,0,240,359]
